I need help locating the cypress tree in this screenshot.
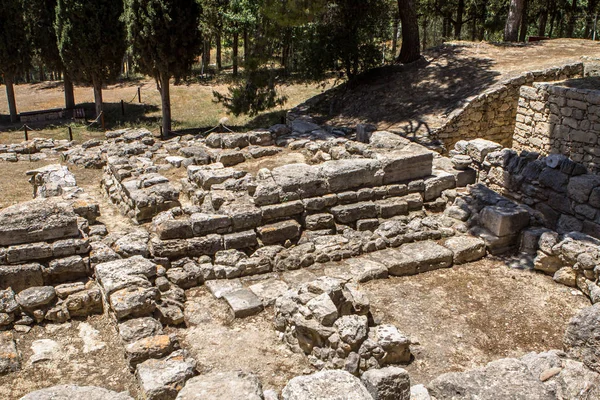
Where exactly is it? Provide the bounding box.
[55,0,126,118]
[0,0,30,122]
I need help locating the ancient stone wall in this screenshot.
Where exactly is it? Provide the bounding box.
[512,81,600,172]
[433,63,584,151]
[452,138,600,239]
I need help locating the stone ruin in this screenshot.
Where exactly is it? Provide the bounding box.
[2,71,600,400]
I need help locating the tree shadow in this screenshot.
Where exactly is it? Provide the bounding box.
[0,102,160,132]
[304,44,503,136]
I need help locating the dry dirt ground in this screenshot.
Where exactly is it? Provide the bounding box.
[309,39,600,135]
[0,314,138,399]
[173,258,587,394]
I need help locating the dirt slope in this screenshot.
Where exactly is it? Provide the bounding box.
[305,39,600,135]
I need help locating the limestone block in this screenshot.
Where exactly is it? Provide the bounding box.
[480,206,530,237]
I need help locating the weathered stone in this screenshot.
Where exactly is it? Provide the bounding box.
[44,255,87,283]
[258,220,301,245]
[0,332,19,375]
[223,230,258,250]
[442,236,486,264]
[553,267,577,287]
[361,367,410,400]
[373,324,411,365]
[261,201,304,221]
[176,371,263,400]
[567,175,600,203]
[205,279,243,299]
[136,350,196,400]
[0,263,44,293]
[423,172,456,202]
[282,370,372,400]
[564,303,600,373]
[6,242,52,264]
[109,286,159,320]
[370,242,453,276]
[534,253,563,275]
[331,202,377,224]
[480,206,530,237]
[190,213,231,236]
[52,238,90,257]
[428,358,555,400]
[21,385,133,400]
[249,279,290,307]
[95,256,157,295]
[113,229,150,257]
[64,287,103,317]
[118,317,164,343]
[0,199,79,247]
[126,334,178,368]
[15,286,56,310]
[150,235,223,258]
[222,288,264,318]
[306,293,338,327]
[465,139,502,163]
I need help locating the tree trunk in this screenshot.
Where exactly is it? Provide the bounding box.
[159,72,171,136]
[566,0,577,37]
[504,0,525,41]
[39,63,46,82]
[216,31,222,70]
[243,28,249,63]
[549,9,557,37]
[5,75,18,123]
[397,0,421,63]
[538,6,549,36]
[64,74,75,111]
[203,39,211,70]
[233,31,239,76]
[584,0,598,37]
[391,14,399,58]
[519,0,529,41]
[422,16,428,50]
[454,0,465,39]
[92,77,103,118]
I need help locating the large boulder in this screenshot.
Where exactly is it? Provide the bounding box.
[564,304,600,373]
[428,358,555,399]
[282,370,373,400]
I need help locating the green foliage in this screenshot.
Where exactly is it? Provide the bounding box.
[213,69,287,116]
[0,0,30,78]
[123,0,203,81]
[55,0,126,84]
[25,0,63,72]
[294,0,394,80]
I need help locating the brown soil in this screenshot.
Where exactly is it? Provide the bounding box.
[309,39,600,136]
[361,257,590,385]
[177,286,313,393]
[0,315,138,400]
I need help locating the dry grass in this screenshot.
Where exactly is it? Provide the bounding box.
[0,77,333,145]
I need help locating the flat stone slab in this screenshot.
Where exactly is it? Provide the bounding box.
[442,236,486,264]
[176,371,263,400]
[344,258,389,283]
[281,269,318,287]
[222,288,264,318]
[368,241,453,276]
[20,385,133,400]
[0,199,79,247]
[205,279,242,299]
[249,279,290,306]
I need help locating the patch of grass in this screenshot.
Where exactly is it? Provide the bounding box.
[0,76,335,145]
